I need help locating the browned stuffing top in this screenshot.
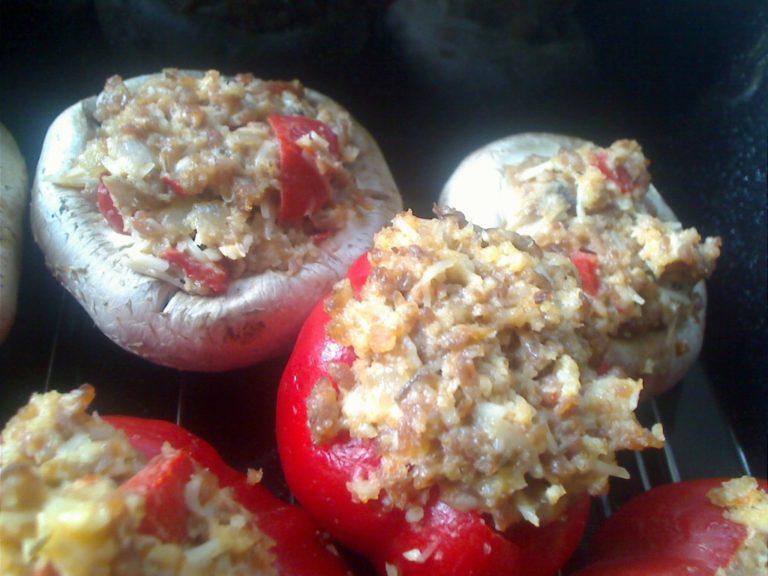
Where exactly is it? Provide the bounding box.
[312,211,664,530]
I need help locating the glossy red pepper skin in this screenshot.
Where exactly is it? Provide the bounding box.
[268,115,341,223]
[276,255,590,576]
[572,478,768,576]
[104,415,351,576]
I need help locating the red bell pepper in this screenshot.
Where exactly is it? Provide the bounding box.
[160,175,192,197]
[572,477,768,575]
[104,415,351,576]
[162,247,230,294]
[97,178,126,234]
[276,255,591,576]
[594,151,636,194]
[268,114,341,223]
[570,249,600,296]
[120,449,197,543]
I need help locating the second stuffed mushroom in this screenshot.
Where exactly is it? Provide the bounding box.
[439,134,721,398]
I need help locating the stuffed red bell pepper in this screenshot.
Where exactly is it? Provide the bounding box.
[277,211,666,576]
[0,385,351,576]
[573,476,768,575]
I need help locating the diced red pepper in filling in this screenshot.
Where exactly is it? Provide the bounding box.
[597,362,612,375]
[268,115,341,223]
[120,450,196,543]
[163,248,230,294]
[161,175,192,197]
[311,230,335,245]
[570,249,600,296]
[97,179,126,234]
[103,415,353,576]
[595,151,635,194]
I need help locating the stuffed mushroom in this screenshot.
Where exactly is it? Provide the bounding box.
[31,69,401,371]
[439,133,721,398]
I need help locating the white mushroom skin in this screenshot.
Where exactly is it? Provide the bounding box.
[439,133,720,398]
[30,71,402,371]
[0,123,29,343]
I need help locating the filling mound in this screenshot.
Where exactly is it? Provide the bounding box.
[310,212,665,530]
[0,386,276,575]
[57,69,368,295]
[500,139,721,360]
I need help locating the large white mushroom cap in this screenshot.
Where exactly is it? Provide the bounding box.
[31,72,402,372]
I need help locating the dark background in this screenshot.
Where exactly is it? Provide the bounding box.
[1,0,766,570]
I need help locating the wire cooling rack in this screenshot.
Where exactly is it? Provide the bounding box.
[1,277,754,574]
